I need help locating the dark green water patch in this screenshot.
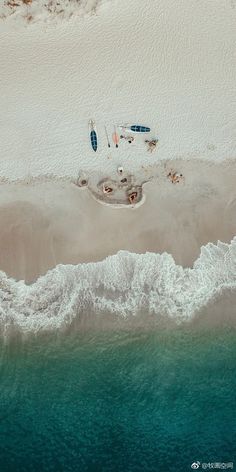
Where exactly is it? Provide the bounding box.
[0,327,235,471]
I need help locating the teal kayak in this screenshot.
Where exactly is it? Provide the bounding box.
[119,124,151,133]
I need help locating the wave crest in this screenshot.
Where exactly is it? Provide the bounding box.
[0,237,236,334]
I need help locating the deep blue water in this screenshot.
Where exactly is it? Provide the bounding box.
[0,326,235,472]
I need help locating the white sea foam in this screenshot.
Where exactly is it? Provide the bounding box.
[0,237,235,335]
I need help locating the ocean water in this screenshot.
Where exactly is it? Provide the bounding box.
[0,326,235,472]
[0,240,235,471]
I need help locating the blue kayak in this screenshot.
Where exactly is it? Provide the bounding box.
[119,124,151,133]
[89,120,98,152]
[130,125,150,133]
[90,129,97,152]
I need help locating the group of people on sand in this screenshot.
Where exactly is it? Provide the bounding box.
[84,121,184,206]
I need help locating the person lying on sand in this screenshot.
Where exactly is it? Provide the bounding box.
[120,135,134,144]
[167,171,184,184]
[102,184,113,194]
[145,139,158,152]
[128,191,138,204]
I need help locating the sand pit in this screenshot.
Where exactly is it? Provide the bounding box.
[0,159,235,283]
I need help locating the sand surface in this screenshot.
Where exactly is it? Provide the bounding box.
[0,1,235,334]
[0,159,235,283]
[0,0,236,181]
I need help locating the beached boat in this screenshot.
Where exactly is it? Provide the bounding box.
[89,120,98,152]
[118,124,151,133]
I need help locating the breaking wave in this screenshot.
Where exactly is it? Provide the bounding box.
[0,237,236,335]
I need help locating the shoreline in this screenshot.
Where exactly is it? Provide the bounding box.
[1,265,236,337]
[0,0,236,336]
[0,157,235,336]
[0,158,235,282]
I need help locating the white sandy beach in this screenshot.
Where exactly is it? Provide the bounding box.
[0,0,236,179]
[0,0,235,333]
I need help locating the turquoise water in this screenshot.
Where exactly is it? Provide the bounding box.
[0,326,235,472]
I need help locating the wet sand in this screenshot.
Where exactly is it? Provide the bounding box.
[0,159,235,283]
